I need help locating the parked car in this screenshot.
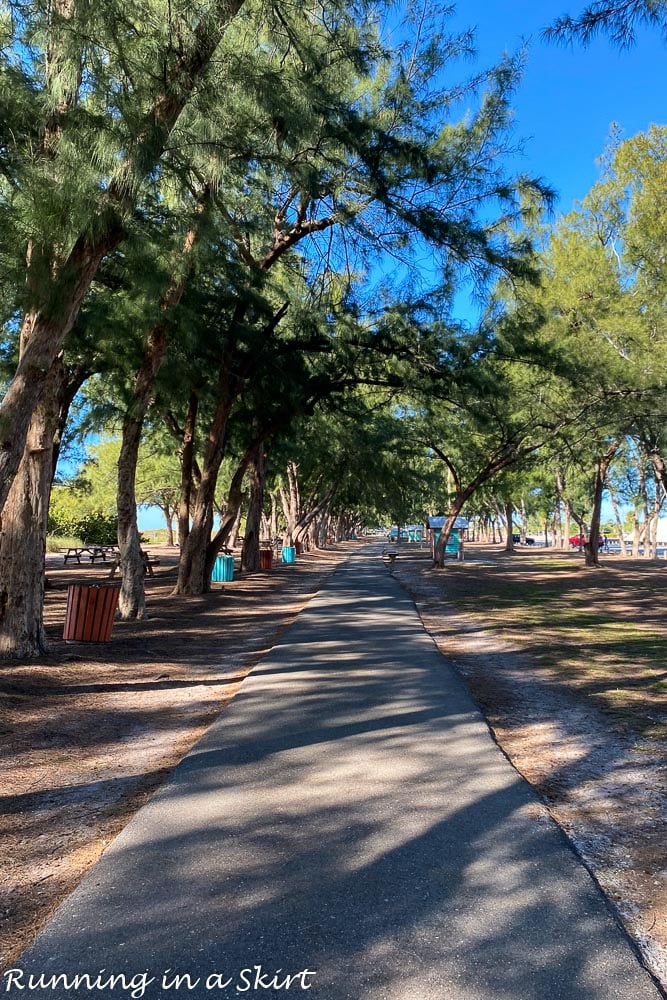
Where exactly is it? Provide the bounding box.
[569,534,604,548]
[512,534,535,545]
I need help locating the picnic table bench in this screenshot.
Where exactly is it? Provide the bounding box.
[108,550,161,578]
[381,547,398,576]
[63,545,118,565]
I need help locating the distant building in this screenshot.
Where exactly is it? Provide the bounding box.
[388,524,424,542]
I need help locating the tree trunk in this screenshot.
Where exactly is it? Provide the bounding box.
[272,494,280,539]
[279,461,301,545]
[649,448,667,497]
[231,503,243,549]
[563,498,572,550]
[429,439,540,568]
[608,484,627,554]
[168,393,200,550]
[163,508,175,547]
[51,363,91,479]
[650,473,662,558]
[631,515,641,558]
[293,487,337,545]
[0,360,62,658]
[241,444,267,572]
[555,473,567,548]
[585,439,620,567]
[173,367,239,594]
[171,297,288,595]
[333,513,343,542]
[433,506,465,568]
[504,501,515,552]
[117,412,150,620]
[433,479,484,567]
[0,229,124,515]
[117,219,201,618]
[638,462,650,559]
[203,449,252,580]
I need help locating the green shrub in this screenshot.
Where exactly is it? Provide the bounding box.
[48,507,118,545]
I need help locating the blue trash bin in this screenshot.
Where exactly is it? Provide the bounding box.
[212,554,235,582]
[281,545,296,564]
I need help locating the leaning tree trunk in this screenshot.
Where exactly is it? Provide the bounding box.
[0,232,123,515]
[51,363,91,479]
[174,470,218,594]
[0,360,62,658]
[241,443,267,573]
[203,448,252,581]
[293,486,337,547]
[433,508,464,568]
[433,482,480,567]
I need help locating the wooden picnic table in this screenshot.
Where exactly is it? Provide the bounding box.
[63,545,118,565]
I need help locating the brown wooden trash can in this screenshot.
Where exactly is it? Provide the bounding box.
[295,540,303,555]
[63,584,120,642]
[259,549,273,570]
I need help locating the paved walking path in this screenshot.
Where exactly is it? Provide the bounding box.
[11,550,663,999]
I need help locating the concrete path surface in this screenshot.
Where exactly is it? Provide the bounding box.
[11,549,663,999]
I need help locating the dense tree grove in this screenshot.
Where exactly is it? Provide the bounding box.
[0,1,666,657]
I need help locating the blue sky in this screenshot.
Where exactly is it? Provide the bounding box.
[449,2,666,214]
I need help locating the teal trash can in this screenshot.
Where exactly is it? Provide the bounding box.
[281,545,296,564]
[212,554,235,582]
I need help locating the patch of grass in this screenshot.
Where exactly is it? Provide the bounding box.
[441,557,667,740]
[141,528,170,545]
[46,535,82,552]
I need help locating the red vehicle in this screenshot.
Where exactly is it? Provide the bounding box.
[569,534,604,548]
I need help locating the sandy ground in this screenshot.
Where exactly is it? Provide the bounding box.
[1,539,665,994]
[391,543,666,992]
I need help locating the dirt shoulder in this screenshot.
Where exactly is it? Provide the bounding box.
[0,543,351,972]
[392,543,666,992]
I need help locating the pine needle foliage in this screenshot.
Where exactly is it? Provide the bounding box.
[544,0,667,48]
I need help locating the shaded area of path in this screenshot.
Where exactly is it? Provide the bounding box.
[12,549,663,999]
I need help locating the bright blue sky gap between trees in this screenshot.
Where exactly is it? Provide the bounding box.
[450,2,666,215]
